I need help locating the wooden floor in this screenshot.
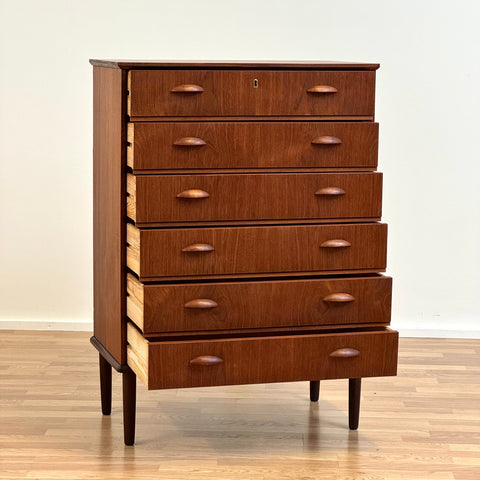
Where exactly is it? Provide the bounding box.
[0,331,479,480]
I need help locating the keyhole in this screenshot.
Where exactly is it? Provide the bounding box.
[253,78,259,88]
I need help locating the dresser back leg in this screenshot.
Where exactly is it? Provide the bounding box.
[122,367,136,445]
[99,353,112,415]
[309,380,320,402]
[348,378,362,430]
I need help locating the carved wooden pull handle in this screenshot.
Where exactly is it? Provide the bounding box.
[189,355,224,366]
[329,348,360,358]
[307,85,338,94]
[320,239,351,248]
[170,84,204,93]
[323,293,355,303]
[311,135,342,145]
[181,243,215,253]
[315,187,346,196]
[174,137,207,147]
[176,189,210,199]
[184,299,218,309]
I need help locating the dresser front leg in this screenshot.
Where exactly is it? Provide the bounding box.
[310,380,320,402]
[122,367,136,446]
[99,353,112,415]
[348,378,361,430]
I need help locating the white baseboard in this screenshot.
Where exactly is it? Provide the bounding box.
[399,329,480,339]
[0,319,92,332]
[0,320,478,338]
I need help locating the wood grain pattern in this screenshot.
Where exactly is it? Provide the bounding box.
[126,222,140,274]
[1,331,478,480]
[126,273,392,334]
[125,323,148,387]
[128,70,376,117]
[126,222,388,281]
[126,273,144,330]
[93,66,127,364]
[127,122,379,171]
[127,172,382,224]
[126,323,398,390]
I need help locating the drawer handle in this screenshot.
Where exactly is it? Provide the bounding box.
[189,355,224,366]
[177,189,210,199]
[320,239,351,248]
[171,84,204,93]
[174,137,207,147]
[181,243,215,253]
[323,293,355,303]
[315,187,346,196]
[329,348,360,358]
[184,299,218,309]
[307,85,338,94]
[312,135,342,145]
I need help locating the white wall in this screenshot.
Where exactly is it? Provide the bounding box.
[1,0,479,336]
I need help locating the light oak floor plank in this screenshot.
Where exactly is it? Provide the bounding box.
[0,331,478,479]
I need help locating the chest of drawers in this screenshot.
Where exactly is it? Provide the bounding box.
[90,60,398,446]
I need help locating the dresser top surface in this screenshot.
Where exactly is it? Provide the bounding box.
[89,59,379,70]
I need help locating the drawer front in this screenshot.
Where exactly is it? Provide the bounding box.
[127,172,382,225]
[127,323,398,390]
[128,70,375,117]
[127,223,387,280]
[127,274,392,334]
[128,122,379,171]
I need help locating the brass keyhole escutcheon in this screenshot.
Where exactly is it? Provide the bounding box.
[253,78,259,88]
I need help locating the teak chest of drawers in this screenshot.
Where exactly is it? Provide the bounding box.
[90,59,398,446]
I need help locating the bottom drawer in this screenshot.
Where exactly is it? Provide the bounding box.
[127,323,398,390]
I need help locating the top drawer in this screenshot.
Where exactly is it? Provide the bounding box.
[128,70,376,118]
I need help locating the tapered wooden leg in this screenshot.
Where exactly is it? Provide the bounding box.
[122,367,136,446]
[99,353,112,415]
[310,380,320,402]
[349,378,361,430]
